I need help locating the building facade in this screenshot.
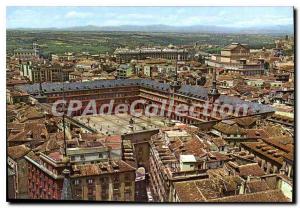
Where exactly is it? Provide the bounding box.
[114,48,189,63]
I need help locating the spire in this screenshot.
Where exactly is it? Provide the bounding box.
[208,68,220,103]
[61,168,72,200]
[170,53,181,92]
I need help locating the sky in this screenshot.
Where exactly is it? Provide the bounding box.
[6,7,294,29]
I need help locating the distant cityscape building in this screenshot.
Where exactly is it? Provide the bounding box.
[19,61,74,83]
[16,79,274,123]
[13,42,40,60]
[206,43,265,76]
[6,34,295,203]
[116,64,133,79]
[114,46,189,63]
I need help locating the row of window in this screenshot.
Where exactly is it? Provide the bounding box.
[73,174,133,186]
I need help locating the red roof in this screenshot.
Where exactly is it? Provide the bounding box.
[105,135,121,143]
[48,151,63,161]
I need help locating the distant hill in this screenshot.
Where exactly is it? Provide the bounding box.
[8,24,294,34]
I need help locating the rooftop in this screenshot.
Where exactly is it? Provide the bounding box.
[180,155,196,163]
[174,176,243,202]
[75,114,171,136]
[71,160,136,177]
[16,79,274,114]
[209,190,289,202]
[8,144,31,160]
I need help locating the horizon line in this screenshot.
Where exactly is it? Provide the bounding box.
[6,23,294,30]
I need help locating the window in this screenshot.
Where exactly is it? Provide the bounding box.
[87,178,94,185]
[88,187,94,195]
[74,179,81,186]
[80,155,85,161]
[98,153,103,158]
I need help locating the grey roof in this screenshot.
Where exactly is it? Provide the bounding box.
[14,48,36,53]
[16,79,274,114]
[114,48,187,55]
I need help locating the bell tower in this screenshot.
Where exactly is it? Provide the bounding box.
[170,54,181,92]
[208,68,220,103]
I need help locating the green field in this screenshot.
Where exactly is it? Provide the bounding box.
[6,30,284,56]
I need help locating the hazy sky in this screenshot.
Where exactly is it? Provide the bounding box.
[7,7,294,28]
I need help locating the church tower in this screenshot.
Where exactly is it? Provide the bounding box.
[208,68,220,103]
[170,54,181,93]
[32,41,39,57]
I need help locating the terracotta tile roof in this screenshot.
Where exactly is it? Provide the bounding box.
[72,160,136,177]
[168,137,183,151]
[209,190,289,202]
[7,123,25,130]
[168,135,208,159]
[283,151,293,161]
[262,124,288,137]
[48,151,64,161]
[175,176,243,202]
[8,131,33,142]
[8,144,31,160]
[7,123,25,136]
[246,129,269,139]
[208,152,230,161]
[206,168,228,178]
[7,79,28,86]
[174,181,206,202]
[18,108,45,123]
[262,136,293,153]
[105,135,121,143]
[80,133,103,141]
[181,137,207,157]
[246,179,270,193]
[106,143,121,150]
[241,142,286,165]
[8,89,29,97]
[34,133,64,153]
[211,137,227,148]
[24,122,48,140]
[237,163,265,177]
[213,122,246,135]
[235,117,257,127]
[270,114,294,124]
